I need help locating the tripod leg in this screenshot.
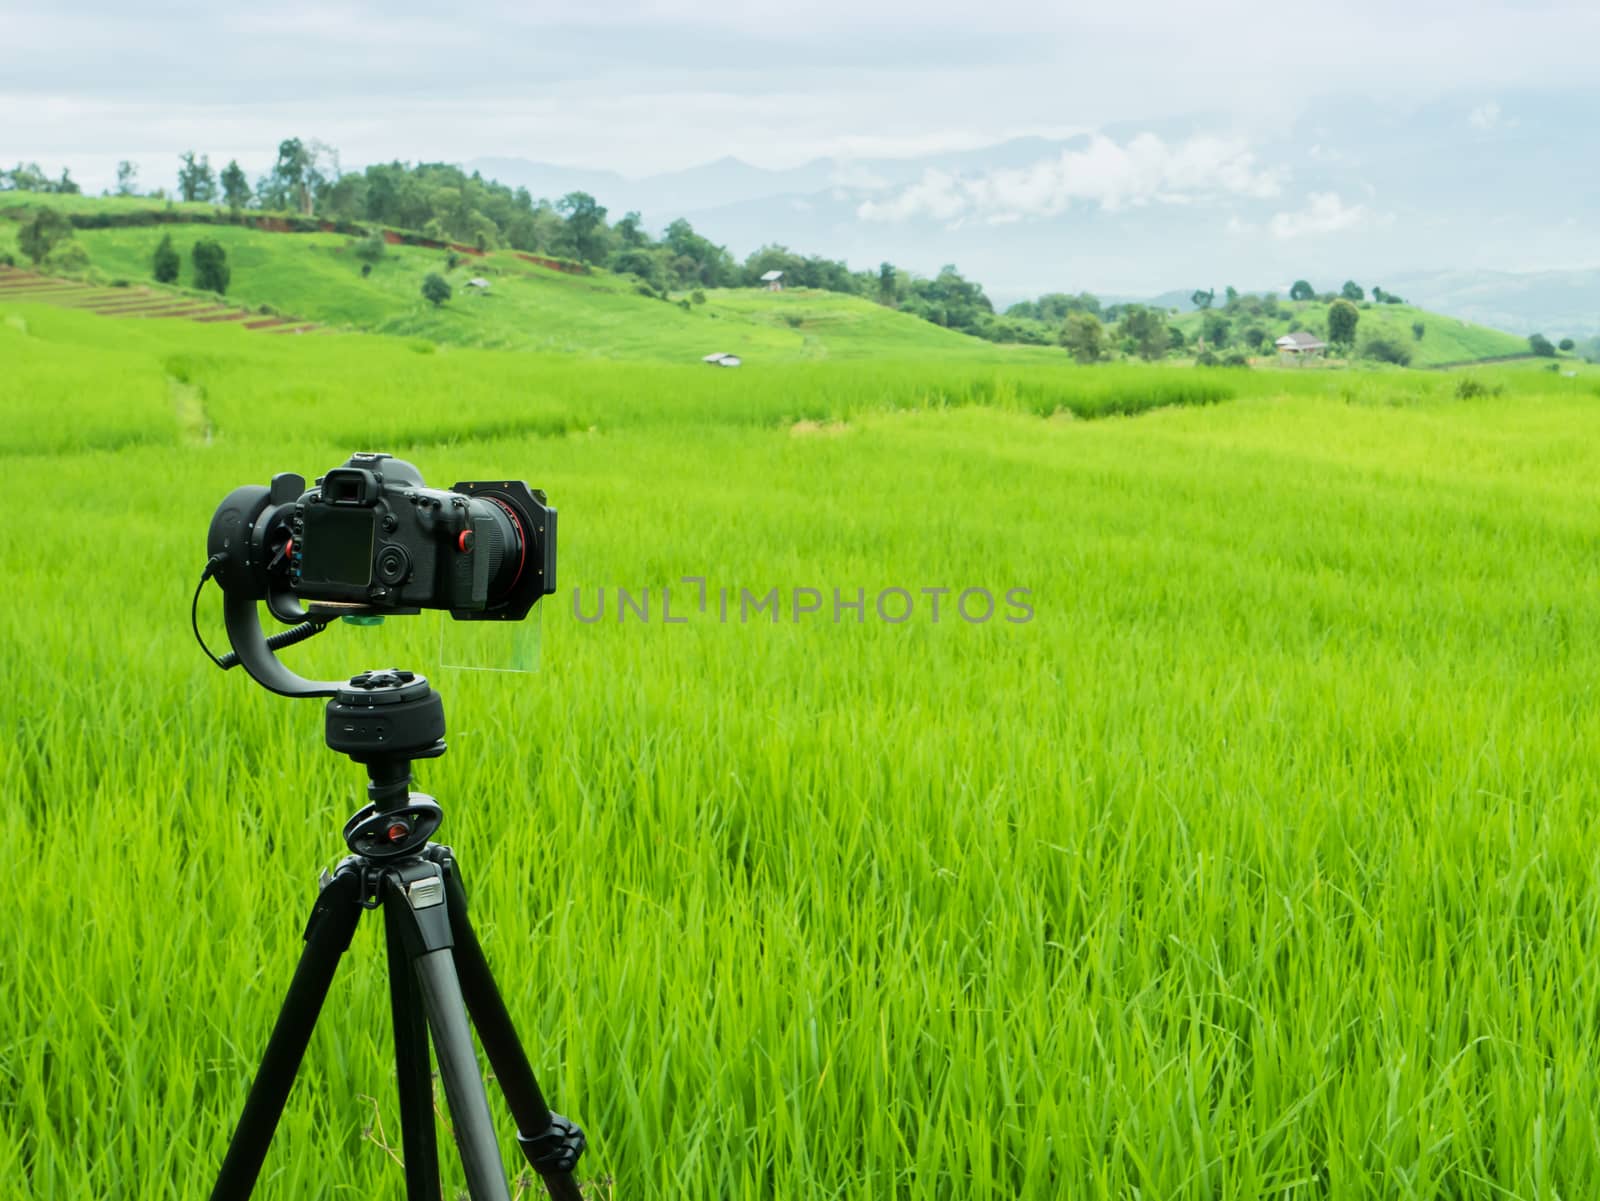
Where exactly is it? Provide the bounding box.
[437,852,586,1201]
[208,866,366,1201]
[385,902,442,1201]
[385,869,514,1201]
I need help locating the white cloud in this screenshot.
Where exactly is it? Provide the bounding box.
[856,133,1285,224]
[1267,192,1383,239]
[859,170,971,223]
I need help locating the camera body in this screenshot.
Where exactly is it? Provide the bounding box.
[208,452,556,623]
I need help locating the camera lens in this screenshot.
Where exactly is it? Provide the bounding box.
[376,544,411,585]
[466,496,526,603]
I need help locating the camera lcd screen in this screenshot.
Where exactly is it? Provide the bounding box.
[299,506,375,587]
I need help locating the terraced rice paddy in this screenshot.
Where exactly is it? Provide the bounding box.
[5,300,1600,1200]
[0,265,319,333]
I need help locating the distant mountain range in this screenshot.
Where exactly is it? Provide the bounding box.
[468,88,1600,337]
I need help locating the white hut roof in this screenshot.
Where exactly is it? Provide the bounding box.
[759,270,784,282]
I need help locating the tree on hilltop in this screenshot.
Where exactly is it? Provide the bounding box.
[2,163,79,194]
[1191,288,1215,310]
[115,161,139,196]
[1341,280,1365,301]
[878,261,898,304]
[257,138,332,214]
[556,191,609,265]
[220,160,251,212]
[1289,279,1315,302]
[1528,333,1556,357]
[613,211,649,249]
[178,152,216,203]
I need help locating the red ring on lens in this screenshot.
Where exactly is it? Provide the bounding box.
[485,496,527,599]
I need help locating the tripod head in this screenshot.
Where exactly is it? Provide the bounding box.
[328,668,448,860]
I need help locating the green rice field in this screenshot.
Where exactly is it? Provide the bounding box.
[5,302,1600,1199]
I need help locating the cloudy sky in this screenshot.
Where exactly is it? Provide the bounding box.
[6,2,1599,298]
[5,1,1597,187]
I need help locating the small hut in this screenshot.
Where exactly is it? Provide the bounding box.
[1275,331,1327,364]
[760,270,784,292]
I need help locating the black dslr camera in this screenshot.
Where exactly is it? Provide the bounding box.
[201,453,556,697]
[207,451,555,624]
[287,452,554,619]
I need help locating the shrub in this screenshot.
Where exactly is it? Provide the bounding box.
[1223,352,1250,367]
[1361,335,1413,366]
[421,272,452,307]
[1327,299,1360,347]
[353,231,386,267]
[18,208,73,265]
[1455,376,1503,400]
[1194,350,1219,367]
[1060,312,1105,362]
[1528,333,1556,357]
[192,239,229,294]
[1412,321,1425,341]
[44,241,91,275]
[691,289,706,305]
[1559,337,1575,351]
[152,233,180,283]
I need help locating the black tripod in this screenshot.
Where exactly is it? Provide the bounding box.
[207,668,586,1201]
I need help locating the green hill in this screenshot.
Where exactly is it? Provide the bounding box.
[0,198,1060,365]
[0,193,1541,368]
[1168,298,1531,367]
